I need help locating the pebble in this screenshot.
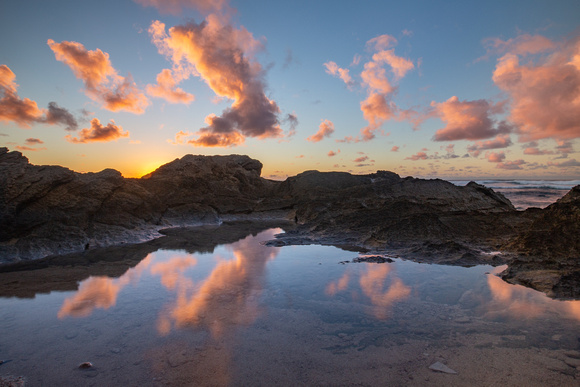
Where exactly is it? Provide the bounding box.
[429,361,457,374]
[78,362,93,369]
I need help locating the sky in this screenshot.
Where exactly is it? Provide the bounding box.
[1,0,579,180]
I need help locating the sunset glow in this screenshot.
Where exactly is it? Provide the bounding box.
[1,0,579,180]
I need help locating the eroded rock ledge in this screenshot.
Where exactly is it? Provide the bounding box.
[1,147,578,299]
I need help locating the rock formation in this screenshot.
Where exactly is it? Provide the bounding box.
[0,147,578,299]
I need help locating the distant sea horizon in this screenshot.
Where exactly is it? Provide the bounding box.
[450,179,580,210]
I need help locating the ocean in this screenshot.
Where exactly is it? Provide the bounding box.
[451,179,580,210]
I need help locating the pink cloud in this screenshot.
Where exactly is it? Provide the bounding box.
[147,69,194,104]
[66,118,129,143]
[353,155,369,163]
[485,151,506,163]
[467,134,513,157]
[391,145,399,152]
[327,150,340,157]
[481,34,555,59]
[523,146,554,155]
[134,0,227,15]
[492,36,580,142]
[359,92,395,140]
[149,17,283,147]
[431,96,512,141]
[307,119,335,143]
[48,40,149,114]
[324,61,354,87]
[366,34,398,51]
[405,151,428,161]
[496,159,526,170]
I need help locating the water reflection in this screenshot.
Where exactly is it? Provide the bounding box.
[325,263,411,319]
[58,255,153,318]
[485,266,580,321]
[157,230,280,337]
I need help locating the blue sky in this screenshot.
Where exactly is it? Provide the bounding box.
[1,0,579,179]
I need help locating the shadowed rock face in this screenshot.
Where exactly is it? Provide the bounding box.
[0,149,279,263]
[500,186,580,299]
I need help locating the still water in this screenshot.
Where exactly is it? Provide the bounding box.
[1,227,580,386]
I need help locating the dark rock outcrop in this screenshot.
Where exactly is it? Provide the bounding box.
[1,147,578,300]
[500,186,580,298]
[0,148,284,263]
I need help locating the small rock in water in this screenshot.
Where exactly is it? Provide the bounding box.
[429,361,457,374]
[352,255,393,263]
[78,362,93,369]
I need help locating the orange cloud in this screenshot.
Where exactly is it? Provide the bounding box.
[307,119,335,142]
[359,264,410,320]
[47,40,149,114]
[0,65,44,127]
[147,69,194,104]
[431,96,512,141]
[327,149,340,157]
[0,65,78,130]
[391,145,399,152]
[151,255,198,290]
[134,0,227,15]
[324,61,354,87]
[353,155,369,163]
[360,92,395,140]
[157,229,281,338]
[149,17,283,147]
[66,118,129,143]
[492,36,580,142]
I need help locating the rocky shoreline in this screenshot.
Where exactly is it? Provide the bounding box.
[1,147,578,299]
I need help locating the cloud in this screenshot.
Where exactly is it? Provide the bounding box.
[282,113,298,138]
[327,150,340,157]
[391,145,399,152]
[431,96,512,141]
[307,119,334,142]
[324,61,354,87]
[149,17,283,147]
[548,159,580,168]
[134,0,227,15]
[359,92,395,140]
[0,65,78,129]
[147,69,194,104]
[467,134,513,157]
[25,138,44,145]
[327,34,414,143]
[366,34,398,51]
[405,151,428,161]
[15,145,46,152]
[48,39,149,113]
[43,102,78,130]
[66,118,129,143]
[496,159,526,170]
[485,151,506,163]
[353,155,369,163]
[523,144,554,155]
[556,140,574,155]
[0,65,44,127]
[480,34,555,61]
[492,35,580,142]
